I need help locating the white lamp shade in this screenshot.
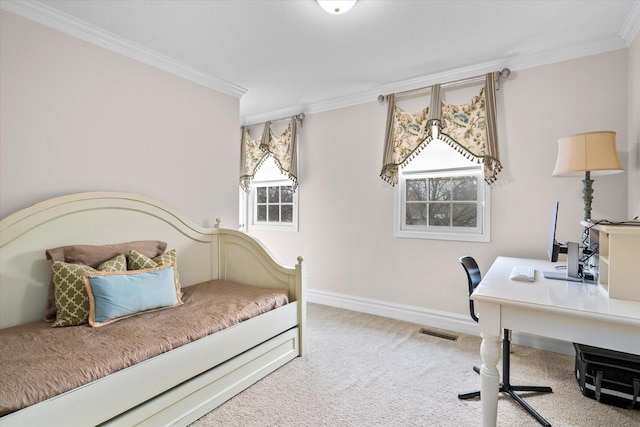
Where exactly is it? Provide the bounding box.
[317,1,357,15]
[553,131,623,177]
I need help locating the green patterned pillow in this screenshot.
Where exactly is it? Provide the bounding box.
[128,249,181,294]
[51,254,127,327]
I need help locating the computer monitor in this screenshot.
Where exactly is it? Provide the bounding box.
[543,241,582,282]
[548,201,568,262]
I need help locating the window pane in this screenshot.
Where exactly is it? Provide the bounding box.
[396,153,486,240]
[257,187,267,204]
[452,176,477,201]
[406,203,428,225]
[281,186,293,203]
[257,205,267,222]
[250,171,297,230]
[268,205,279,222]
[452,203,477,227]
[406,179,428,201]
[281,205,293,222]
[428,202,450,226]
[268,186,279,203]
[429,178,452,201]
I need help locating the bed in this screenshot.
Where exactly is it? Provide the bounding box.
[0,191,306,426]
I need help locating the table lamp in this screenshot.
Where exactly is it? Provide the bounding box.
[553,131,623,221]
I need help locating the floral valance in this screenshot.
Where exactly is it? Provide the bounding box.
[379,94,433,184]
[380,72,503,185]
[240,116,300,193]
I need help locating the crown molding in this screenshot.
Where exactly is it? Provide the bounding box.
[377,60,507,95]
[620,0,640,45]
[507,36,627,72]
[242,60,507,125]
[0,0,247,98]
[241,106,303,127]
[243,36,626,124]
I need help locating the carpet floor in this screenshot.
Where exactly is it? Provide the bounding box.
[191,303,639,426]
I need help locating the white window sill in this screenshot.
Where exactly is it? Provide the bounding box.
[394,229,490,242]
[250,223,298,232]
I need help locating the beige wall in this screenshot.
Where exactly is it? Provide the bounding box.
[0,11,240,225]
[252,49,630,318]
[630,31,640,218]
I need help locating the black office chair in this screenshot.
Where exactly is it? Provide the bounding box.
[458,256,553,427]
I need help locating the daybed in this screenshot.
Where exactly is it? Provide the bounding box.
[0,192,306,426]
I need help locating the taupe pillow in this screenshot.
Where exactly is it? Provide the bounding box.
[44,240,167,322]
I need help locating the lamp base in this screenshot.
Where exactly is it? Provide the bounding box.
[582,171,593,221]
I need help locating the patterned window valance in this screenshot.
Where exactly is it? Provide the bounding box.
[240,116,300,193]
[380,72,503,185]
[379,93,432,185]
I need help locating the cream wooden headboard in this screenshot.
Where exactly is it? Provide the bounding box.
[0,192,303,329]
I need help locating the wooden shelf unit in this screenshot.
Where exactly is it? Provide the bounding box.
[584,223,640,302]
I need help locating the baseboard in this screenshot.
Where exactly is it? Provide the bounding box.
[308,289,574,356]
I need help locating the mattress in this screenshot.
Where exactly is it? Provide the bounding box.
[0,280,289,416]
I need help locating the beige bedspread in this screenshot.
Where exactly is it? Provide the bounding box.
[0,280,289,416]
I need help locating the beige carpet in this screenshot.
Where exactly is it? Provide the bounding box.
[191,303,639,426]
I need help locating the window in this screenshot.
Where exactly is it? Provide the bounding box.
[254,183,295,224]
[242,156,298,232]
[394,139,490,242]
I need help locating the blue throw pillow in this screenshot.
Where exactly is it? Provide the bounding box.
[83,263,182,327]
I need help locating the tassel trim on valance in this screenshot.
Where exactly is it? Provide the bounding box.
[240,154,299,193]
[380,72,503,186]
[270,154,299,191]
[379,134,435,185]
[240,150,270,193]
[437,133,503,184]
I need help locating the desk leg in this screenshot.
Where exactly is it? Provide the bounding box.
[480,332,501,427]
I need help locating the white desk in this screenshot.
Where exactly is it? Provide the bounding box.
[472,256,640,427]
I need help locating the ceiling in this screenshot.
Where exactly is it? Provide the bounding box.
[5,1,640,123]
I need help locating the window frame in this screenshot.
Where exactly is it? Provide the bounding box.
[246,178,299,232]
[394,165,490,242]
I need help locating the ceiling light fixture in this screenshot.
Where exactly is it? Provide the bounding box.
[317,0,357,15]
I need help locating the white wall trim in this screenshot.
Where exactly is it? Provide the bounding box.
[244,37,627,124]
[509,38,628,72]
[242,60,507,125]
[308,288,574,356]
[308,288,479,336]
[620,0,640,45]
[0,0,246,98]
